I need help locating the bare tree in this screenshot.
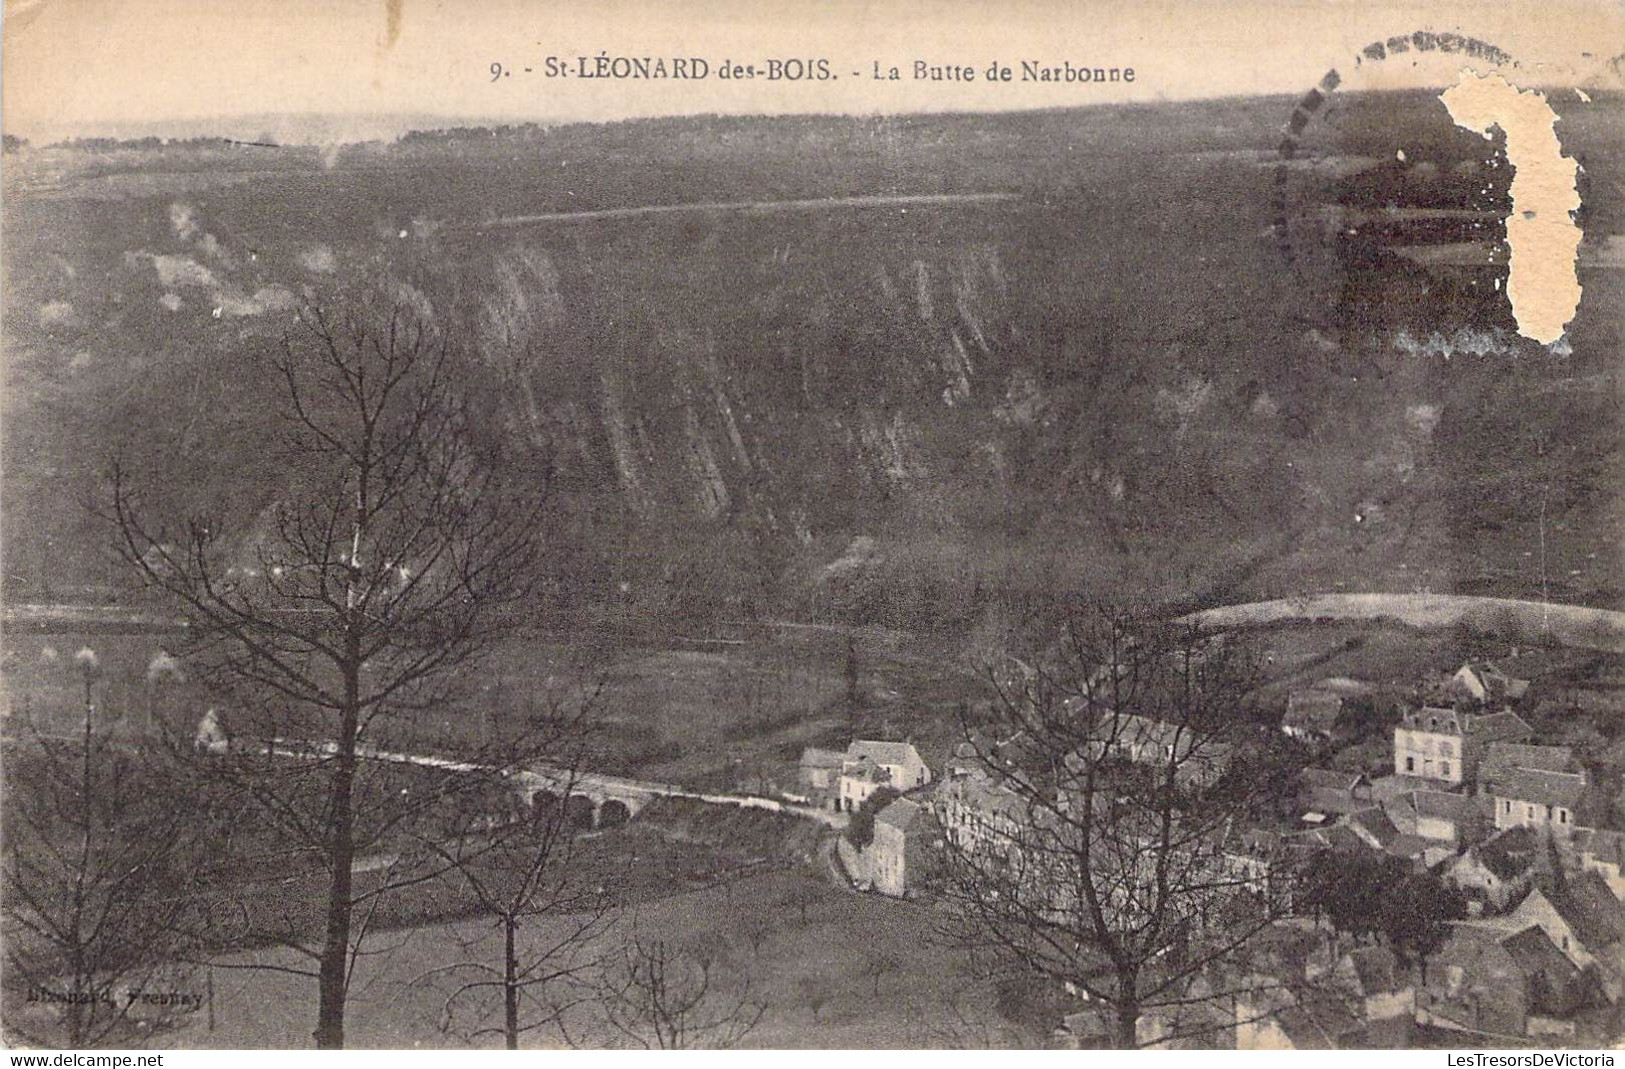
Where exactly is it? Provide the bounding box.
[597,935,766,1049]
[411,720,615,1049]
[1,713,204,1047]
[934,603,1297,1048]
[107,292,554,1048]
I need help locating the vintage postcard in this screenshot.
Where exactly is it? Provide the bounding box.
[3,0,1624,1054]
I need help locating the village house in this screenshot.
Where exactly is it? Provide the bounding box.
[1345,807,1401,852]
[840,796,943,898]
[849,738,932,789]
[798,746,846,810]
[1418,921,1604,1040]
[838,756,892,812]
[1479,743,1587,837]
[1442,662,1532,707]
[1281,688,1343,742]
[1571,828,1625,900]
[1387,789,1484,850]
[1085,711,1233,789]
[932,764,1027,857]
[1446,825,1545,911]
[1298,768,1371,819]
[1502,874,1625,999]
[833,739,932,812]
[1236,980,1409,1050]
[1392,706,1531,785]
[1331,946,1416,1031]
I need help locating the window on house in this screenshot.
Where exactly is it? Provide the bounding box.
[1441,762,1451,778]
[1563,935,1571,952]
[1560,810,1569,824]
[1406,757,1415,773]
[1528,806,1536,820]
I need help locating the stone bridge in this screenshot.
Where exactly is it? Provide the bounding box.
[512,765,844,831]
[271,740,844,832]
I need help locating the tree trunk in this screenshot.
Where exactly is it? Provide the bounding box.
[504,918,520,1050]
[1113,1000,1140,1049]
[314,688,361,1049]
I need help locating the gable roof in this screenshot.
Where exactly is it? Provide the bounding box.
[842,756,892,783]
[1323,823,1372,853]
[1409,790,1477,823]
[1522,875,1625,951]
[1386,833,1429,860]
[1469,711,1535,745]
[848,740,922,767]
[1480,744,1586,810]
[1500,924,1580,993]
[1285,690,1344,732]
[1273,996,1364,1049]
[875,796,926,833]
[1557,873,1625,949]
[1483,743,1578,775]
[1347,807,1400,849]
[1454,662,1531,702]
[800,746,846,769]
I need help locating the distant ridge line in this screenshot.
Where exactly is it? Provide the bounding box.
[469,191,1020,227]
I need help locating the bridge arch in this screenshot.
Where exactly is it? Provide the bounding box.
[598,798,631,828]
[564,794,597,831]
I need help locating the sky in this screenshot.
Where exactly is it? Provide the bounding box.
[4,0,1623,143]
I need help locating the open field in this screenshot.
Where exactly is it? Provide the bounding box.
[1190,593,1625,652]
[169,862,1022,1049]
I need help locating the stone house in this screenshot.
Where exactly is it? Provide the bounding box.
[1445,662,1532,706]
[1393,707,1531,786]
[1282,689,1343,742]
[837,739,932,811]
[798,746,847,810]
[1571,828,1625,900]
[838,796,943,898]
[1299,768,1370,818]
[1418,922,1598,1039]
[1085,711,1232,789]
[1446,825,1544,910]
[1479,743,1587,837]
[838,755,892,812]
[1504,874,1625,998]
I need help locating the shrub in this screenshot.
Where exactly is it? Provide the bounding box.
[845,785,902,848]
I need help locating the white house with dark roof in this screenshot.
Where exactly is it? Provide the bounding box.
[1393,706,1531,786]
[1447,662,1531,705]
[838,739,932,811]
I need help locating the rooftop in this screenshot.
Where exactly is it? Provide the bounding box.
[1284,690,1343,732]
[1545,872,1625,949]
[875,796,927,832]
[1408,789,1477,823]
[801,746,846,769]
[1482,742,1578,775]
[848,739,923,767]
